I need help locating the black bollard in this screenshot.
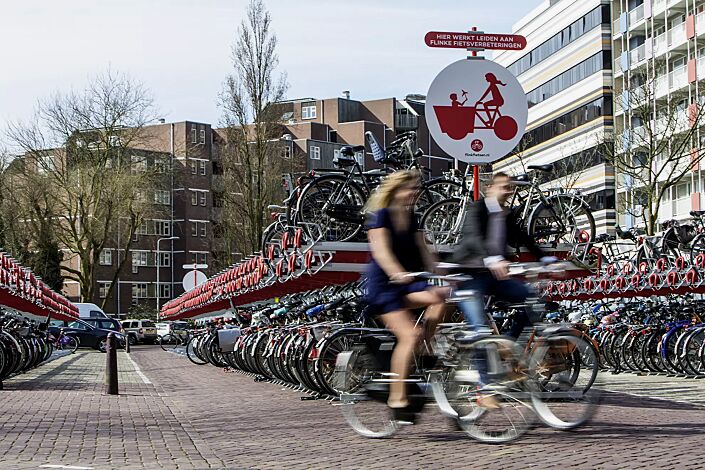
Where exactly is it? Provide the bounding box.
[105,332,119,395]
[125,334,130,353]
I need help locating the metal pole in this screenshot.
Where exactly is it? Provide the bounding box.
[105,332,118,395]
[156,239,160,318]
[473,165,480,201]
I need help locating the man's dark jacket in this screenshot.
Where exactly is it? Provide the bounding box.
[451,198,545,264]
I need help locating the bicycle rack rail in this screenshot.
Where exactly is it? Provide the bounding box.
[0,251,78,321]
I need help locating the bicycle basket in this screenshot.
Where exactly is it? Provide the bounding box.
[365,131,385,162]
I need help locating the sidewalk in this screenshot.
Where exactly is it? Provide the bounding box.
[1,347,705,469]
[0,349,222,469]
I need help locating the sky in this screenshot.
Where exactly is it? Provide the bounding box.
[0,0,537,130]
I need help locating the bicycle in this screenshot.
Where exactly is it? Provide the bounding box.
[47,328,80,353]
[335,269,601,443]
[159,328,191,351]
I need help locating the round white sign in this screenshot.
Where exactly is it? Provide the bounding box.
[425,59,528,164]
[182,270,207,292]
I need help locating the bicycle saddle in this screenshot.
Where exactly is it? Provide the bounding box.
[527,164,553,173]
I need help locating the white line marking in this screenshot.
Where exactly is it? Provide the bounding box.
[41,465,95,470]
[125,354,152,384]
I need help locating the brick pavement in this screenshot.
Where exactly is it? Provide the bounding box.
[1,347,705,469]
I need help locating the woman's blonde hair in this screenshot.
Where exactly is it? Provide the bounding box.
[365,170,421,212]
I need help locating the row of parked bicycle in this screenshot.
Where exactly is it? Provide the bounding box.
[263,130,596,251]
[0,311,70,384]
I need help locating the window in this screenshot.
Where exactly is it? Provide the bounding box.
[38,155,55,174]
[301,102,317,119]
[191,125,198,144]
[507,5,608,77]
[132,251,149,267]
[191,160,198,174]
[99,249,113,266]
[200,223,207,237]
[137,220,149,235]
[156,220,171,236]
[199,191,207,206]
[526,52,608,107]
[154,190,170,205]
[199,160,207,175]
[132,283,149,299]
[198,252,207,264]
[158,283,171,299]
[158,252,171,267]
[191,191,198,206]
[310,146,321,160]
[333,149,341,161]
[99,282,110,299]
[68,321,89,330]
[191,221,198,237]
[131,155,147,172]
[282,146,292,159]
[200,129,206,144]
[155,158,169,174]
[355,151,364,167]
[213,192,224,208]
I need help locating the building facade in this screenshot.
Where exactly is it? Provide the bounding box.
[611,0,705,226]
[494,0,616,234]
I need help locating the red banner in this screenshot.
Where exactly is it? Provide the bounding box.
[425,31,527,51]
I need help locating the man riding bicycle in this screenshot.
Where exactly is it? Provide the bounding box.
[451,172,557,406]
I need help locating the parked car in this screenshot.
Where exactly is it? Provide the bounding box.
[75,303,108,319]
[156,321,189,338]
[122,319,158,344]
[82,317,122,333]
[49,319,125,352]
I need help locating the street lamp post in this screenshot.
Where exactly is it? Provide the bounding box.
[156,236,178,320]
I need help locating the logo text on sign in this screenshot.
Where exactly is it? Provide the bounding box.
[424,31,527,50]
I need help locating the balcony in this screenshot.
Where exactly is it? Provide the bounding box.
[668,23,686,48]
[699,56,705,80]
[630,44,647,65]
[697,12,705,37]
[670,66,688,91]
[613,18,622,36]
[655,74,669,98]
[653,33,667,57]
[394,113,418,130]
[628,4,645,26]
[653,0,666,14]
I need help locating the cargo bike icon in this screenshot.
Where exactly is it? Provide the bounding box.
[433,73,518,142]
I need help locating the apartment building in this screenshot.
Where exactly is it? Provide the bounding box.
[494,0,616,233]
[277,95,455,174]
[612,0,705,225]
[62,121,216,317]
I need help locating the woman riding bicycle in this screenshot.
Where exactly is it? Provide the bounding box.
[364,170,447,413]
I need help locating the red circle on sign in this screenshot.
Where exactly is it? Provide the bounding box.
[471,139,483,152]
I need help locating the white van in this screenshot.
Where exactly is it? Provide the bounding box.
[75,303,109,319]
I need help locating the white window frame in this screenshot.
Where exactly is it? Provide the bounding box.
[132,282,150,299]
[191,160,198,174]
[156,220,171,236]
[199,191,207,206]
[199,160,207,175]
[191,221,198,237]
[154,190,170,205]
[99,249,113,266]
[200,129,206,144]
[132,250,149,268]
[191,191,198,206]
[99,282,110,299]
[191,125,198,144]
[158,252,171,267]
[310,146,321,160]
[158,283,171,299]
[200,223,207,238]
[302,104,317,119]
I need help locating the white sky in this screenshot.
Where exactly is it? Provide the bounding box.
[0,0,536,129]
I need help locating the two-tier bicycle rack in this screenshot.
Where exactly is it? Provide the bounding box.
[0,251,78,322]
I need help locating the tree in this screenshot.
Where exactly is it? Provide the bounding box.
[603,62,705,235]
[217,0,294,260]
[5,70,164,304]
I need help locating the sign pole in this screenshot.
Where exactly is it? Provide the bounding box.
[468,26,481,200]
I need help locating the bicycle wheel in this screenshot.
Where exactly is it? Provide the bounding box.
[336,346,399,439]
[295,175,366,242]
[689,233,705,265]
[527,194,595,247]
[159,334,179,351]
[186,336,208,365]
[420,197,463,246]
[65,336,79,354]
[683,328,705,375]
[414,178,463,217]
[529,335,601,430]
